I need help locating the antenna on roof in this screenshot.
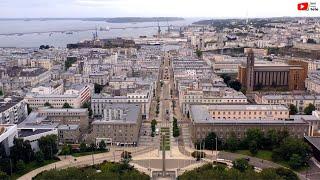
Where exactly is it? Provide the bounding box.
[93,26,98,40]
[246,10,249,25]
[157,20,161,38]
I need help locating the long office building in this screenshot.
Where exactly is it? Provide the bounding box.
[194,104,289,121]
[189,105,309,142]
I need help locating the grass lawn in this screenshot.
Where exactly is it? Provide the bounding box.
[235,150,273,161]
[160,127,170,150]
[11,159,58,179]
[233,150,309,172]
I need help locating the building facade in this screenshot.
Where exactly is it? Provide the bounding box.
[238,51,308,91]
[189,105,309,142]
[90,104,142,146]
[58,125,80,144]
[0,97,28,124]
[201,104,289,120]
[255,94,320,112]
[25,85,91,109]
[38,108,89,131]
[0,124,17,155]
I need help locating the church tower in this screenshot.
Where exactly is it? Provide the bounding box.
[246,49,255,92]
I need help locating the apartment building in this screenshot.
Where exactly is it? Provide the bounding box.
[30,59,53,70]
[306,73,320,94]
[31,83,64,95]
[255,94,320,112]
[92,89,151,119]
[0,97,28,124]
[90,104,142,146]
[1,67,51,90]
[38,108,89,131]
[25,85,91,109]
[58,124,80,144]
[179,89,247,114]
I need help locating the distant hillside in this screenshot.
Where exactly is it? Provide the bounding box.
[0,17,185,23]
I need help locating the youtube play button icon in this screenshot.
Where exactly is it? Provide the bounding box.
[297,2,309,10]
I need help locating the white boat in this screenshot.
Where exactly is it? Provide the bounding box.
[99,26,110,31]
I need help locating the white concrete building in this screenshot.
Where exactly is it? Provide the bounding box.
[0,97,28,124]
[200,104,289,121]
[0,124,17,155]
[255,94,320,112]
[25,85,91,109]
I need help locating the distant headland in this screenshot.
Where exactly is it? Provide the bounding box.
[0,17,185,23]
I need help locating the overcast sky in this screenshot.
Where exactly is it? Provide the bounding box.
[0,0,318,18]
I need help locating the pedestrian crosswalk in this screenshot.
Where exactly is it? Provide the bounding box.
[181,125,193,148]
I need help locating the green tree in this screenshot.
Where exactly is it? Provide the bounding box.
[240,87,247,94]
[272,137,311,169]
[220,74,231,84]
[94,83,104,94]
[0,144,7,158]
[0,90,3,96]
[35,151,45,163]
[98,140,107,151]
[79,142,87,153]
[264,129,289,150]
[121,151,132,163]
[173,128,180,137]
[44,102,52,107]
[60,144,71,155]
[62,102,72,108]
[260,168,282,180]
[275,167,298,180]
[228,80,242,91]
[172,117,180,137]
[0,171,9,180]
[89,143,96,151]
[81,102,92,117]
[15,160,25,172]
[249,140,258,155]
[65,57,77,71]
[10,138,34,163]
[151,119,157,137]
[225,132,238,152]
[304,103,315,115]
[245,128,264,149]
[255,83,263,90]
[38,135,58,160]
[202,132,221,150]
[33,162,149,180]
[232,158,251,172]
[155,105,159,115]
[289,104,298,115]
[195,49,203,58]
[288,154,304,169]
[191,151,206,161]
